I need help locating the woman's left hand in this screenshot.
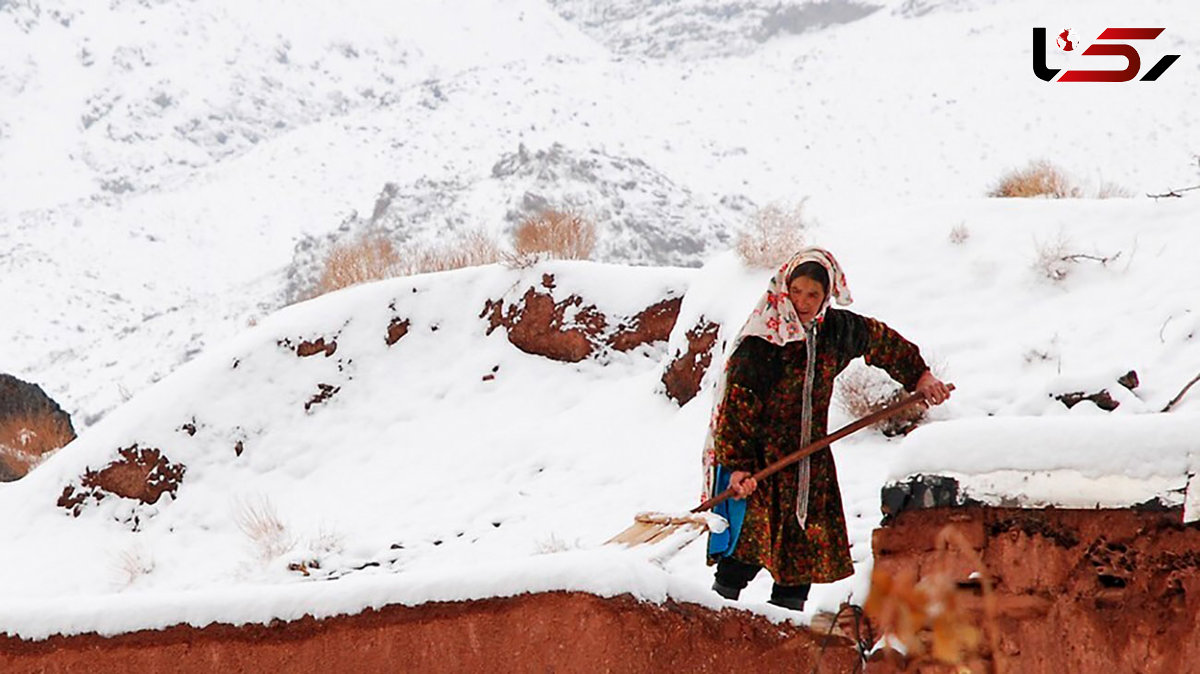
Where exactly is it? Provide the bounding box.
[916,371,951,406]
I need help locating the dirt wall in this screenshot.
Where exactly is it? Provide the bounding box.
[871,507,1200,674]
[0,591,858,673]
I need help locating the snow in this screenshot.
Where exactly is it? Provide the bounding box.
[890,415,1200,509]
[2,0,1200,643]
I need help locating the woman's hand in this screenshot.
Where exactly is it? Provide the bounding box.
[916,371,951,406]
[729,471,758,499]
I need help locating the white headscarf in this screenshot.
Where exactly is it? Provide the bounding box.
[701,247,853,527]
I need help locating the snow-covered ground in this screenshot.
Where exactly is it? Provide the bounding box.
[2,0,1199,641]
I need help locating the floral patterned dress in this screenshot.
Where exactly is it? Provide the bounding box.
[706,307,928,585]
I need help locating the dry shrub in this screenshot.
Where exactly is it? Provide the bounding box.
[533,533,578,555]
[735,201,810,269]
[866,526,1001,671]
[835,364,926,436]
[406,229,503,274]
[948,222,970,245]
[308,229,503,300]
[312,232,401,298]
[1031,233,1122,283]
[114,545,155,588]
[1097,181,1133,199]
[235,497,295,561]
[1032,232,1073,281]
[510,209,596,264]
[988,160,1080,199]
[0,410,75,479]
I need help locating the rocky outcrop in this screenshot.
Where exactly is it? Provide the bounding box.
[661,319,721,406]
[0,374,76,481]
[0,592,858,674]
[481,274,682,362]
[871,506,1200,673]
[1053,369,1140,412]
[57,444,186,526]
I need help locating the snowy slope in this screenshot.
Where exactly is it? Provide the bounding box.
[5,0,1200,425]
[2,193,1199,638]
[2,0,1200,641]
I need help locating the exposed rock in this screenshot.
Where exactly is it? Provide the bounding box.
[294,337,338,358]
[0,374,77,482]
[285,143,740,294]
[661,319,721,406]
[304,384,340,413]
[1055,389,1120,411]
[1118,370,1140,390]
[609,298,683,352]
[871,507,1200,673]
[385,317,411,346]
[481,276,681,362]
[549,0,882,59]
[880,474,984,521]
[0,592,858,673]
[57,444,186,520]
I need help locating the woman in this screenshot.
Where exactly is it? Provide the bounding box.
[703,247,950,611]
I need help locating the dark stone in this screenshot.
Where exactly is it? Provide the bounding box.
[1118,370,1140,390]
[0,374,77,482]
[661,319,721,406]
[880,474,984,521]
[1056,389,1120,411]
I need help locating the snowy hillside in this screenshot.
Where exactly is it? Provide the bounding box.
[2,192,1199,638]
[4,0,1200,425]
[2,0,1200,642]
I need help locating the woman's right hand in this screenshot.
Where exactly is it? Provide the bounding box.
[729,471,758,499]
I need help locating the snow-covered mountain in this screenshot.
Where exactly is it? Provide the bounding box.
[5,0,1199,424]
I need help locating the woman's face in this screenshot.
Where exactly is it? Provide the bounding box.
[787,275,827,324]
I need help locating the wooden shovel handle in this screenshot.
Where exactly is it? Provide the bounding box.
[692,383,954,514]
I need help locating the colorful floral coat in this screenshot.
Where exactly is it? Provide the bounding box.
[706,308,929,586]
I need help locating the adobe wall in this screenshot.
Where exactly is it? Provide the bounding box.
[871,506,1200,673]
[0,591,859,673]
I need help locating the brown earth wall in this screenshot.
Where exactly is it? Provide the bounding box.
[871,507,1200,674]
[0,591,859,674]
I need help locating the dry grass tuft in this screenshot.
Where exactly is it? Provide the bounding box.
[948,223,970,245]
[1031,233,1123,283]
[0,410,75,479]
[988,160,1080,199]
[836,364,927,437]
[533,533,578,555]
[312,232,402,298]
[735,201,810,269]
[407,229,504,274]
[1097,181,1133,199]
[509,209,597,265]
[307,229,504,300]
[114,545,156,588]
[235,496,296,561]
[1032,232,1074,281]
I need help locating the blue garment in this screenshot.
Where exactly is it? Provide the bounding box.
[706,464,747,557]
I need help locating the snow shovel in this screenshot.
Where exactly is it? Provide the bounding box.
[605,384,954,551]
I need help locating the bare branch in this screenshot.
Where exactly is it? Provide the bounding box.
[1060,251,1121,265]
[1148,156,1200,200]
[1147,185,1200,200]
[1160,310,1192,344]
[1162,372,1200,413]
